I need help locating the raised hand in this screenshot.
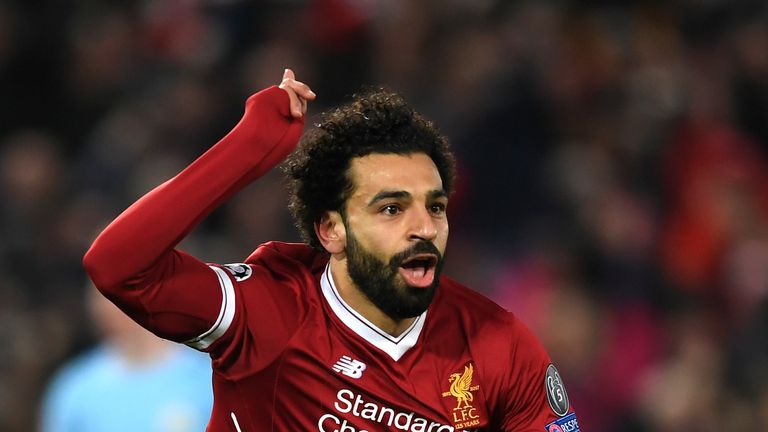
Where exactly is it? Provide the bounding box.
[279,68,316,118]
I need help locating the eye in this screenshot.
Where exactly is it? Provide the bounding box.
[381,204,402,216]
[429,202,447,215]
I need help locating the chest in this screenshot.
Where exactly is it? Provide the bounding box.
[257,318,494,431]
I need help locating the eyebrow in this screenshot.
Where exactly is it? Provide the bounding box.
[367,189,447,207]
[428,189,449,200]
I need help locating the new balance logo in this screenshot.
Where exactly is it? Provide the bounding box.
[332,355,367,379]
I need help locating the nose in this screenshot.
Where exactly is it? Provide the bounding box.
[409,206,438,242]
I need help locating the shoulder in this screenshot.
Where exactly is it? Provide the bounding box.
[43,346,113,404]
[434,276,550,366]
[243,241,328,277]
[200,243,328,361]
[50,346,113,384]
[228,241,329,301]
[210,242,328,294]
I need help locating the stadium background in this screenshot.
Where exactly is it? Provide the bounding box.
[2,0,768,430]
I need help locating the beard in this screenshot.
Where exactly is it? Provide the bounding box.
[345,228,445,320]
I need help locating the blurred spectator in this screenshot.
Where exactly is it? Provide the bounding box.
[40,286,213,432]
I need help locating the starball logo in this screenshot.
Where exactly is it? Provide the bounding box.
[441,363,482,430]
[545,364,569,417]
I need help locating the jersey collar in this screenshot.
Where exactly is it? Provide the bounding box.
[320,264,426,361]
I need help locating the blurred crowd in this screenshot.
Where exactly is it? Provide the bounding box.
[1,0,768,431]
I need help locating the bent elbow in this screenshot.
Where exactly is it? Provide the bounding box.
[82,241,122,293]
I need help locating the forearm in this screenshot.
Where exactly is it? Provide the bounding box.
[83,86,303,289]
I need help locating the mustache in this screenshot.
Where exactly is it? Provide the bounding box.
[390,241,442,267]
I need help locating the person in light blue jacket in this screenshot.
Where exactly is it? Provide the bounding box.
[41,286,213,432]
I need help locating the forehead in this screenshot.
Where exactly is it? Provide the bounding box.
[347,153,443,196]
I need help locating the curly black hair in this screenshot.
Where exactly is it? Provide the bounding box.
[284,89,456,251]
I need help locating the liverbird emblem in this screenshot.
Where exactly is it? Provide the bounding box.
[442,363,479,409]
[441,362,484,429]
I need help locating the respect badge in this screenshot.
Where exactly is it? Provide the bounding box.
[545,413,580,432]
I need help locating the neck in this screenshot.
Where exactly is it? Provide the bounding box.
[329,256,416,337]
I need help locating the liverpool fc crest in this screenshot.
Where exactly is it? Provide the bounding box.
[442,363,482,429]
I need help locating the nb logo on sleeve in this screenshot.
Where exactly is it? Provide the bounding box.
[332,355,367,379]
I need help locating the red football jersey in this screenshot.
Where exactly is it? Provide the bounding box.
[84,85,579,431]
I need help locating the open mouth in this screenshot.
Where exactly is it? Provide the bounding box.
[398,254,438,288]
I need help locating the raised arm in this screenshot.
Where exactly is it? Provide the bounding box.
[84,70,313,287]
[82,70,314,342]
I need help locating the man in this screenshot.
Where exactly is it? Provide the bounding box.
[84,69,580,431]
[41,285,213,432]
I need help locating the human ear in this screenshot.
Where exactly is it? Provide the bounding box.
[314,211,346,254]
